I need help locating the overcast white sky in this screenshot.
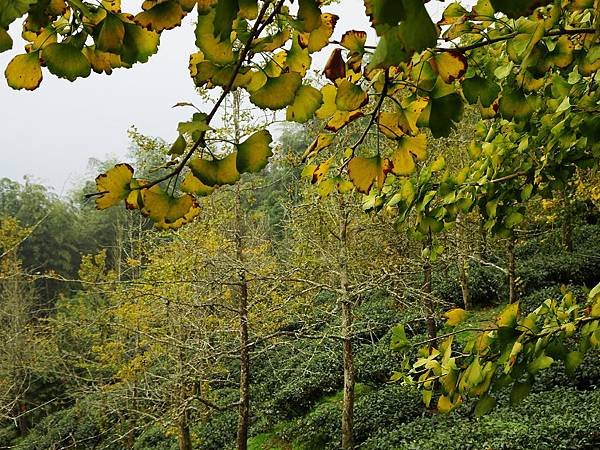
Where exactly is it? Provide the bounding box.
[0,0,472,193]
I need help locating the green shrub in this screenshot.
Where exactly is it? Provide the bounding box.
[363,387,600,450]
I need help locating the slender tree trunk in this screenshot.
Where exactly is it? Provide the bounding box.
[507,236,517,304]
[338,198,354,450]
[457,215,471,310]
[177,407,192,450]
[233,91,250,450]
[423,231,436,343]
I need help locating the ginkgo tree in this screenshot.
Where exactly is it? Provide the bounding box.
[3,0,600,439]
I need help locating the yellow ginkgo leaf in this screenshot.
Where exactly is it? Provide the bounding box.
[141,185,200,229]
[347,155,392,193]
[180,172,215,196]
[95,163,134,210]
[390,147,415,176]
[5,51,42,90]
[445,308,468,326]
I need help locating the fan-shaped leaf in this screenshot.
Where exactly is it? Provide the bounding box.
[5,51,42,90]
[249,72,302,110]
[348,155,392,193]
[189,153,240,186]
[236,130,273,173]
[95,163,134,210]
[287,85,323,123]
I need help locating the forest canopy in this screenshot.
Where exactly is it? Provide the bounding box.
[1,0,600,449]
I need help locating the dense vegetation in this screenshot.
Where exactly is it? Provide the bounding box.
[1,122,599,449]
[2,0,600,448]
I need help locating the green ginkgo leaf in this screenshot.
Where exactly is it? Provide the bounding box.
[95,163,134,210]
[249,72,302,110]
[499,89,535,121]
[0,27,12,53]
[121,20,160,64]
[297,0,322,32]
[43,43,91,81]
[169,134,187,156]
[195,9,235,65]
[141,185,200,229]
[286,33,311,76]
[236,130,273,173]
[0,0,37,28]
[134,0,185,32]
[490,0,551,18]
[97,14,125,53]
[5,51,42,90]
[189,152,240,186]
[462,76,500,107]
[287,85,323,123]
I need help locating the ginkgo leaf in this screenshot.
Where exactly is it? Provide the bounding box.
[418,93,463,138]
[96,14,125,53]
[347,155,393,193]
[462,76,500,107]
[417,214,444,234]
[249,72,302,110]
[390,147,415,176]
[475,395,496,417]
[0,27,12,52]
[364,0,405,31]
[177,112,211,137]
[95,163,134,209]
[5,51,42,90]
[236,130,273,173]
[304,13,338,53]
[340,29,367,55]
[212,0,237,40]
[379,98,428,138]
[403,133,427,160]
[180,172,215,196]
[497,302,519,328]
[311,157,333,184]
[430,51,468,83]
[41,43,91,81]
[302,133,334,161]
[195,9,235,65]
[0,0,36,28]
[120,20,160,64]
[323,48,345,83]
[490,0,551,18]
[499,89,535,121]
[169,134,186,156]
[341,30,367,70]
[134,0,185,32]
[189,152,240,186]
[315,84,337,119]
[141,185,200,229]
[286,33,311,76]
[326,110,364,132]
[445,308,468,326]
[297,0,322,32]
[252,29,290,53]
[238,0,258,19]
[335,79,368,111]
[286,85,323,123]
[85,47,122,74]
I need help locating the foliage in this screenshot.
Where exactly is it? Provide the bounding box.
[362,387,600,450]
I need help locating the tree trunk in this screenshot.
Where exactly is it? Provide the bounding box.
[456,215,471,310]
[561,216,573,252]
[177,408,192,450]
[339,198,354,450]
[458,256,471,311]
[507,236,517,304]
[423,231,436,344]
[233,91,250,450]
